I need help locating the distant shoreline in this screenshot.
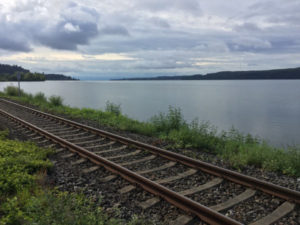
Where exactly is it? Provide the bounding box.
[114,67,300,81]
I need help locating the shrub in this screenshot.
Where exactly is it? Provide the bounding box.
[4,86,24,96]
[0,190,121,225]
[105,101,121,115]
[0,129,9,139]
[34,92,47,103]
[0,135,52,196]
[48,95,63,107]
[151,106,186,134]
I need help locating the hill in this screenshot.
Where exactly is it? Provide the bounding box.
[0,64,45,81]
[118,67,300,80]
[45,74,78,80]
[0,63,78,81]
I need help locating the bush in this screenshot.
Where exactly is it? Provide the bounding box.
[105,101,121,115]
[151,106,186,134]
[34,92,47,103]
[0,190,122,225]
[0,137,52,195]
[48,95,63,107]
[4,86,24,96]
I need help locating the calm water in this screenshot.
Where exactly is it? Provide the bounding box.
[1,80,300,147]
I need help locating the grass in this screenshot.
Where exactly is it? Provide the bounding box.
[0,130,53,196]
[33,92,47,103]
[3,86,24,97]
[49,95,63,107]
[0,130,149,225]
[1,86,299,176]
[105,101,121,116]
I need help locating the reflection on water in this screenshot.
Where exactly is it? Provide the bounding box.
[1,80,299,147]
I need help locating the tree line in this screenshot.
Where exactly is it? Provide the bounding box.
[0,64,45,81]
[118,67,300,80]
[0,64,77,81]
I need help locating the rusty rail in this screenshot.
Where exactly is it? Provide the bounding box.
[1,98,299,205]
[0,107,242,225]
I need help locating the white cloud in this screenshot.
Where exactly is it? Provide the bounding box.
[0,0,299,78]
[64,23,81,32]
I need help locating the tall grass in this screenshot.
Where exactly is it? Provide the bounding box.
[4,86,24,96]
[1,86,299,176]
[105,101,121,115]
[34,92,47,103]
[49,95,63,106]
[151,106,185,133]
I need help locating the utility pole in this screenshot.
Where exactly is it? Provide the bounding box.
[17,72,21,97]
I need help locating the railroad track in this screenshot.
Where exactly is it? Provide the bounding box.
[0,98,299,225]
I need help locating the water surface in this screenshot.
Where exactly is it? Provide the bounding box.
[1,80,299,147]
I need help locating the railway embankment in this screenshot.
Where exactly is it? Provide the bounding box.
[1,86,299,178]
[0,88,299,224]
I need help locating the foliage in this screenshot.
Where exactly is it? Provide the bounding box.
[33,92,47,103]
[0,129,9,139]
[0,131,53,195]
[220,137,300,176]
[1,89,300,176]
[48,95,64,107]
[0,63,45,81]
[4,86,24,96]
[105,101,122,116]
[123,67,300,80]
[0,130,149,225]
[0,190,123,225]
[151,106,186,134]
[0,63,29,74]
[45,74,77,80]
[0,72,45,81]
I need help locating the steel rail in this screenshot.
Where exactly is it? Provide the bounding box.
[1,98,300,205]
[0,107,242,225]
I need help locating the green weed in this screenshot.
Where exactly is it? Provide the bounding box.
[4,86,24,96]
[105,101,122,116]
[0,189,123,225]
[151,106,185,134]
[0,130,149,225]
[0,135,52,195]
[1,87,299,176]
[48,95,63,107]
[34,92,47,103]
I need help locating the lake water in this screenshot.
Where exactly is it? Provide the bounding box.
[1,80,299,147]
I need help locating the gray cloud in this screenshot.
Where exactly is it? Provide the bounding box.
[0,17,32,52]
[228,37,272,52]
[0,1,99,51]
[136,0,201,14]
[36,20,98,50]
[99,25,129,36]
[0,0,300,78]
[234,22,262,33]
[0,36,32,52]
[149,17,170,28]
[35,3,99,50]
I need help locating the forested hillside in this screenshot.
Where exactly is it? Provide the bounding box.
[119,67,300,80]
[0,64,45,81]
[0,64,77,81]
[45,74,78,80]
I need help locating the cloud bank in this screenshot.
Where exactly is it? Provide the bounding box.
[0,0,299,78]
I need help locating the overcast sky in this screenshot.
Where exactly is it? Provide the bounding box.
[0,0,299,79]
